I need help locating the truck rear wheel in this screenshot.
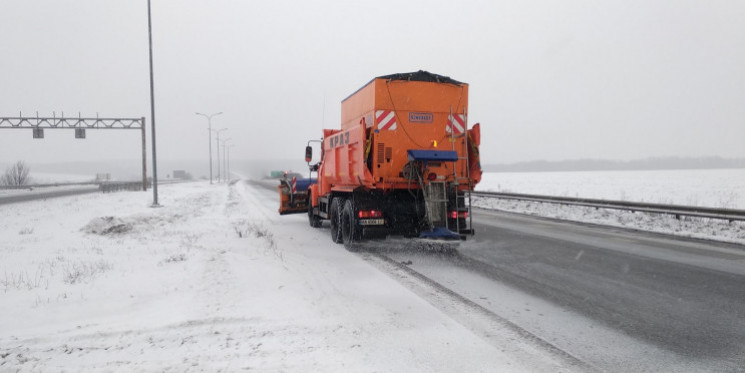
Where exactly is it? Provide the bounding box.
[308,192,321,228]
[341,199,361,251]
[329,197,343,243]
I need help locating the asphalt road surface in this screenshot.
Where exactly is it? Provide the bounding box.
[383,209,745,371]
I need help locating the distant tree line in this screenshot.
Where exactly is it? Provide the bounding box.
[484,157,745,173]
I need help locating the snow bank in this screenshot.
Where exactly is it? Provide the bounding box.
[472,196,745,245]
[81,216,133,235]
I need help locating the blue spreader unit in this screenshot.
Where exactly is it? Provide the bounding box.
[419,227,461,240]
[294,178,317,192]
[407,150,458,162]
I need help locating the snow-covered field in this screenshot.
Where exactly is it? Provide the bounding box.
[1,180,562,372]
[475,169,745,245]
[477,168,745,209]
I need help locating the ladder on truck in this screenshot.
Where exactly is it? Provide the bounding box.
[447,106,473,236]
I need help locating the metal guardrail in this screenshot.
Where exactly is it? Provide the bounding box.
[99,181,149,193]
[1,178,194,198]
[98,178,192,192]
[2,178,191,193]
[472,191,745,222]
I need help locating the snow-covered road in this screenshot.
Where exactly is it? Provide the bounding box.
[0,180,573,371]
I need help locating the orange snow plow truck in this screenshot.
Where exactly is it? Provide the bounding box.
[278,70,482,248]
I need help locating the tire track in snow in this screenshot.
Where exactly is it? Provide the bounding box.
[235,180,279,224]
[362,251,597,373]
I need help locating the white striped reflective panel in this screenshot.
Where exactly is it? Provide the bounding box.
[447,114,466,136]
[375,110,397,131]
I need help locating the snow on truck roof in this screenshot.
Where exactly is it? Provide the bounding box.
[376,70,464,85]
[342,70,466,102]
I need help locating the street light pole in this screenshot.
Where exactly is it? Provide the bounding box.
[195,111,222,184]
[214,128,227,182]
[220,138,231,182]
[147,0,160,207]
[226,144,234,182]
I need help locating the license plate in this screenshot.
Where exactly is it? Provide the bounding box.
[359,219,385,226]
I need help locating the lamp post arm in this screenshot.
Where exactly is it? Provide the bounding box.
[196,112,222,184]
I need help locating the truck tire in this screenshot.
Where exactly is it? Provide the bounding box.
[308,192,322,228]
[329,197,343,243]
[341,199,361,251]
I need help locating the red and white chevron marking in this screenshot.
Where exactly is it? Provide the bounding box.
[447,113,466,136]
[291,176,297,194]
[375,110,397,131]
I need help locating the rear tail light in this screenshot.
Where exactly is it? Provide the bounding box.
[427,173,437,181]
[450,211,468,219]
[358,210,383,218]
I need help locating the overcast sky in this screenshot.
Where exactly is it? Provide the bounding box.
[1,0,743,170]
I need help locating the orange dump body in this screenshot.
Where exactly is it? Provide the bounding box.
[317,73,481,201]
[314,74,480,200]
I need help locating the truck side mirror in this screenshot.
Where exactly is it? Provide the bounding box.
[305,146,313,163]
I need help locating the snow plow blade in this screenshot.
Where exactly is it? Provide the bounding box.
[277,184,307,215]
[277,176,310,215]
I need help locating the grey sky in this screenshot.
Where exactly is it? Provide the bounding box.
[1,0,743,168]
